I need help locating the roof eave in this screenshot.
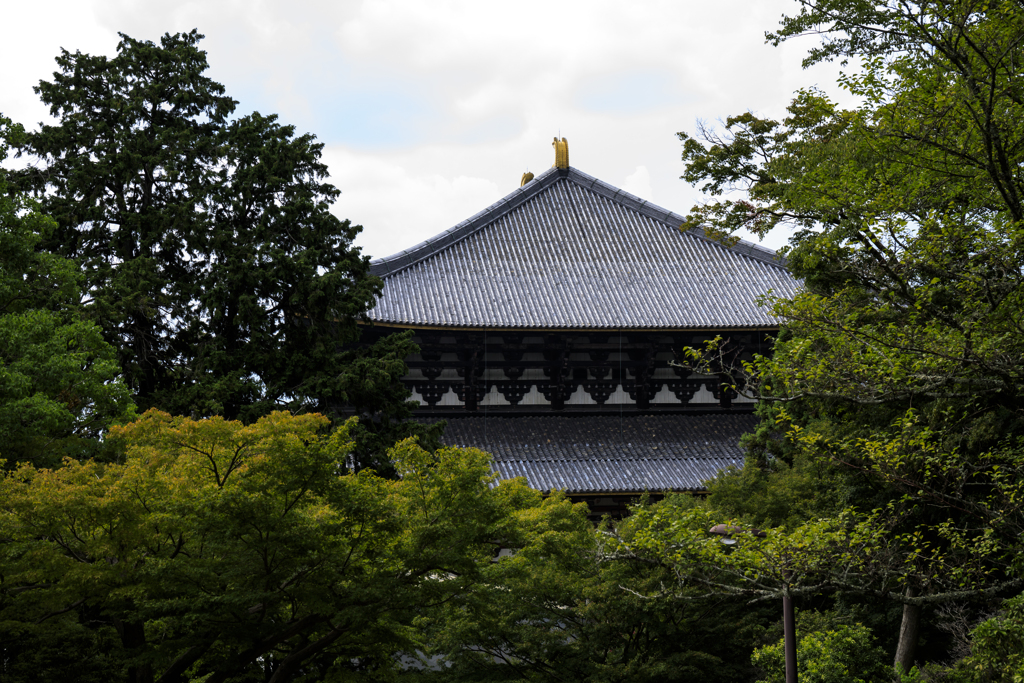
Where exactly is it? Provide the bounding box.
[360,321,781,332]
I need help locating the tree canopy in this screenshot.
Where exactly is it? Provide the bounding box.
[0,117,134,467]
[14,31,383,424]
[678,0,1024,564]
[650,0,1024,676]
[416,499,767,683]
[0,410,542,683]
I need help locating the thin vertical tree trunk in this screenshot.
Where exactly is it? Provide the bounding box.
[783,590,798,683]
[894,587,921,674]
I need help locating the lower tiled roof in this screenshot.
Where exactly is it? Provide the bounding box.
[435,413,755,494]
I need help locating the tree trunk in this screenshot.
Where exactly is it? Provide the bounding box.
[783,591,798,683]
[894,587,921,674]
[117,618,154,683]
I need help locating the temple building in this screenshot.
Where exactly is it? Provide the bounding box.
[363,139,799,516]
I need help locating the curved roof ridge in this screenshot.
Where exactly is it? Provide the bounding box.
[369,166,562,277]
[369,166,786,277]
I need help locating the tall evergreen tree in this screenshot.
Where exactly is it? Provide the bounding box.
[16,31,383,424]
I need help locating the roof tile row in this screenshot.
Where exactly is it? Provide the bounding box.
[368,167,798,330]
[433,413,754,493]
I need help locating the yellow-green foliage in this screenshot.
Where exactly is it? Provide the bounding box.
[752,622,889,683]
[0,409,541,682]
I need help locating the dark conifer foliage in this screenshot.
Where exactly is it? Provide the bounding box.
[16,30,382,422]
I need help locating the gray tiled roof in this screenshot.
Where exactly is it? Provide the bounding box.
[436,413,755,494]
[368,166,798,329]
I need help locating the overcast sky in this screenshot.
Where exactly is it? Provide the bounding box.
[0,0,851,259]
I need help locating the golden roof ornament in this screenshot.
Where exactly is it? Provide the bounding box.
[552,137,569,169]
[520,171,535,187]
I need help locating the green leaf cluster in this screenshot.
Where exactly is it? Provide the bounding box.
[752,620,890,683]
[954,594,1024,683]
[0,116,134,468]
[0,410,539,682]
[14,31,384,423]
[417,500,767,683]
[647,0,1024,672]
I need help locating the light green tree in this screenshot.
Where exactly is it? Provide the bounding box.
[0,116,134,467]
[956,594,1024,683]
[0,410,544,682]
[669,0,1024,672]
[752,622,890,683]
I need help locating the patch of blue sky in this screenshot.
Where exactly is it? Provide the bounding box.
[206,32,442,149]
[574,70,691,114]
[222,74,438,149]
[304,84,437,149]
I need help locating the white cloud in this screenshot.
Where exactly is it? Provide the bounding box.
[622,166,653,202]
[2,0,850,259]
[322,146,503,260]
[0,3,117,127]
